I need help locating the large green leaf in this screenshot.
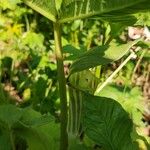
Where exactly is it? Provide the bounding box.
[20,107,54,127]
[24,0,150,23]
[93,14,137,25]
[97,85,144,126]
[17,108,60,150]
[69,40,139,75]
[16,127,51,150]
[63,45,86,61]
[94,2,150,25]
[82,93,139,150]
[16,123,59,150]
[0,104,23,127]
[59,0,149,23]
[0,105,59,150]
[37,123,60,150]
[23,0,57,22]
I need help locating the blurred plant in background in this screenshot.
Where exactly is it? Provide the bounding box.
[0,0,150,149]
[0,0,59,116]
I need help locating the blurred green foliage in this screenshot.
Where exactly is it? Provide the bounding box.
[0,0,150,149]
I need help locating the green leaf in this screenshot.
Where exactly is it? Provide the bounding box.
[21,108,54,127]
[97,85,144,126]
[0,105,59,150]
[82,93,139,150]
[16,123,60,150]
[22,32,45,50]
[0,130,11,150]
[94,2,150,26]
[0,0,21,10]
[94,14,137,25]
[0,104,23,127]
[23,0,57,22]
[69,139,90,150]
[37,123,60,150]
[55,0,63,11]
[16,108,60,150]
[24,0,150,23]
[68,70,99,94]
[59,0,149,23]
[16,127,51,150]
[63,45,86,61]
[69,40,139,75]
[134,12,150,26]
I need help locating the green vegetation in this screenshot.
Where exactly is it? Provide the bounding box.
[0,0,150,150]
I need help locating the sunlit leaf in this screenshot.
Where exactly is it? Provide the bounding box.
[55,0,63,11]
[69,40,139,74]
[97,85,144,126]
[0,0,21,10]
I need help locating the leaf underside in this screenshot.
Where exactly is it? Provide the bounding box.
[24,0,57,22]
[23,0,150,23]
[60,0,149,23]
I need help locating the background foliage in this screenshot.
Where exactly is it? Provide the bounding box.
[0,0,150,150]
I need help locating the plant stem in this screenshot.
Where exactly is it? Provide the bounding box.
[10,129,16,150]
[24,14,30,32]
[53,22,68,150]
[131,49,147,82]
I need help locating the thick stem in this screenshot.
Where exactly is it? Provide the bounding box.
[53,23,68,150]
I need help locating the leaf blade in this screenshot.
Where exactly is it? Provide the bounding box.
[82,93,139,150]
[59,0,149,23]
[24,0,57,22]
[69,40,139,75]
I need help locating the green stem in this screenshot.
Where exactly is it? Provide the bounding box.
[24,14,30,32]
[131,49,147,82]
[10,130,16,150]
[0,59,5,102]
[53,23,68,150]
